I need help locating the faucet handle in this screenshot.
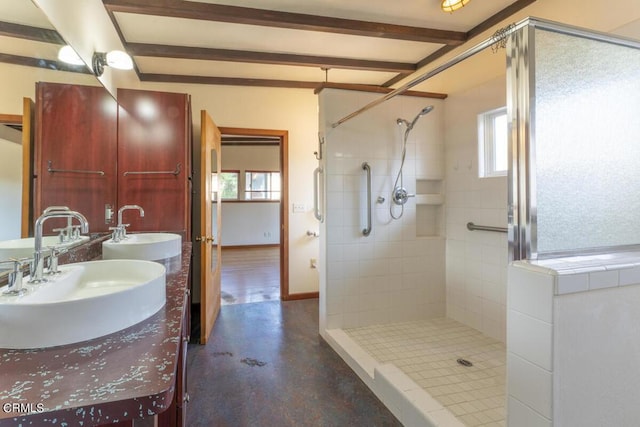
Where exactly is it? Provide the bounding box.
[52,227,68,243]
[71,225,82,240]
[109,226,123,242]
[1,258,31,296]
[46,246,68,275]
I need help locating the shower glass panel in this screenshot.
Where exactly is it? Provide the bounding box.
[513,24,640,258]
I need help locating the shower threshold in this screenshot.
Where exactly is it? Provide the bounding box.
[325,318,506,427]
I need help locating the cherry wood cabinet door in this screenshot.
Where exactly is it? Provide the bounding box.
[117,89,191,235]
[34,83,118,234]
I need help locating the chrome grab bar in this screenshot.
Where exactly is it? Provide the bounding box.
[313,167,323,222]
[362,162,372,236]
[124,163,181,176]
[467,222,507,233]
[48,160,105,176]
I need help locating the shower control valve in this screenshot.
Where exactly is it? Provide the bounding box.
[392,187,415,206]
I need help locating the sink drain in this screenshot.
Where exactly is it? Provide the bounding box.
[456,358,473,367]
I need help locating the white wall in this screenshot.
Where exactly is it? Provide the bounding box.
[214,202,280,246]
[0,63,320,296]
[320,88,446,330]
[215,145,281,246]
[139,82,319,295]
[0,135,22,241]
[444,76,508,342]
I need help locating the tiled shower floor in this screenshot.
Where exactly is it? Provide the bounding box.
[345,318,506,427]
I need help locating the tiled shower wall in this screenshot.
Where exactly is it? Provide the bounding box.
[444,77,509,342]
[319,89,446,330]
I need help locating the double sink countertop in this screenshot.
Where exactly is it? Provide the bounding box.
[0,242,192,426]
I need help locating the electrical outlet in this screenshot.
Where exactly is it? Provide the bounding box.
[310,258,317,269]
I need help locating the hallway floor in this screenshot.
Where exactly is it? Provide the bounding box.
[221,246,280,305]
[186,299,401,426]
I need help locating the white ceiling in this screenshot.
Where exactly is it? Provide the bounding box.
[0,0,640,96]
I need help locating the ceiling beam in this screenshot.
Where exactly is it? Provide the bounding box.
[140,73,321,89]
[103,0,467,45]
[314,82,447,99]
[127,42,416,73]
[381,0,537,87]
[0,52,90,74]
[0,21,64,44]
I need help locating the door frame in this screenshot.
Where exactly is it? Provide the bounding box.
[218,127,290,299]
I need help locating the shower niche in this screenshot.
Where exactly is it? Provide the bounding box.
[415,178,444,237]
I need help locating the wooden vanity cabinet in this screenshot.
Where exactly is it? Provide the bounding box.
[158,289,191,427]
[34,82,118,233]
[117,89,192,236]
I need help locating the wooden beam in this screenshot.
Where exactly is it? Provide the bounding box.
[0,21,64,44]
[314,82,447,99]
[0,53,91,74]
[140,73,320,89]
[467,0,537,38]
[127,42,416,73]
[104,0,467,45]
[382,0,537,87]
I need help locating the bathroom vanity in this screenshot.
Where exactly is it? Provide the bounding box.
[0,241,192,427]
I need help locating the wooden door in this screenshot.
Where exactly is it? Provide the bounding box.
[200,110,221,344]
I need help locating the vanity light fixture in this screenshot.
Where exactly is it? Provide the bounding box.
[441,0,470,13]
[57,45,84,66]
[92,50,134,77]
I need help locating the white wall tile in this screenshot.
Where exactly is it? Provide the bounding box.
[507,396,552,427]
[619,265,640,286]
[555,273,588,294]
[508,265,554,323]
[588,269,619,290]
[507,309,553,371]
[507,353,552,419]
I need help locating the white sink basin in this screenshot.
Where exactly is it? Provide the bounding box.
[0,259,166,349]
[102,233,182,261]
[0,235,90,262]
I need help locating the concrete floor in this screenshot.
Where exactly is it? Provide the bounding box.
[187,299,401,426]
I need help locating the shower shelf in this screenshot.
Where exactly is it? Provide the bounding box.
[416,179,444,237]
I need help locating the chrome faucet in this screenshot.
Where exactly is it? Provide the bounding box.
[43,206,75,242]
[31,210,89,283]
[111,205,145,242]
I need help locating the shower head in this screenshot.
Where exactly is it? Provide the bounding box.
[397,105,434,131]
[418,105,434,116]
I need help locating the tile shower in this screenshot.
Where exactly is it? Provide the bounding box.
[318,18,640,427]
[318,87,508,426]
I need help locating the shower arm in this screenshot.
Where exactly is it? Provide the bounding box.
[330,19,533,129]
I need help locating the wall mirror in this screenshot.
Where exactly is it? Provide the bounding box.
[0,1,110,259]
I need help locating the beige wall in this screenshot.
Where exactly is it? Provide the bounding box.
[139,82,320,295]
[0,64,321,295]
[0,136,22,241]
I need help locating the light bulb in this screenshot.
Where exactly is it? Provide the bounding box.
[105,50,133,70]
[58,45,84,66]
